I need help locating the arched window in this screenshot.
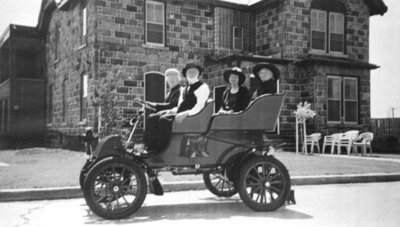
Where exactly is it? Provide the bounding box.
[310,0,346,53]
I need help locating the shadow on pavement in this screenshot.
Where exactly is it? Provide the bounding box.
[82,200,312,224]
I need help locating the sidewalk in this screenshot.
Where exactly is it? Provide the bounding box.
[1,148,400,201]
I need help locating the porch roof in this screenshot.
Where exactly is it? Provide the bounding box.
[206,54,292,66]
[295,55,380,70]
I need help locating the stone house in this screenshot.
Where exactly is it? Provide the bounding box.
[0,25,46,147]
[0,0,388,147]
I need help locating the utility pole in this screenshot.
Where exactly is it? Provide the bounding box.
[390,107,396,136]
[390,107,396,119]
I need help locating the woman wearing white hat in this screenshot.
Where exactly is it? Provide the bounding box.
[136,68,182,113]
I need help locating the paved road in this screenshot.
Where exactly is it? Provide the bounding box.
[1,182,400,227]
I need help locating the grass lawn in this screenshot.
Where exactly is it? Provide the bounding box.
[0,148,86,190]
[0,148,400,190]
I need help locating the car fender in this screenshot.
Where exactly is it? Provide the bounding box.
[93,135,124,160]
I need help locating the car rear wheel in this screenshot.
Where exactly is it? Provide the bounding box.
[237,156,291,211]
[203,168,237,197]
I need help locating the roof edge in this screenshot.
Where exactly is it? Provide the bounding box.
[364,0,388,16]
[205,54,292,66]
[295,55,380,70]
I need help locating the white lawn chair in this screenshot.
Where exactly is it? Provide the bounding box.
[336,130,359,155]
[322,133,342,154]
[352,132,374,156]
[304,133,322,154]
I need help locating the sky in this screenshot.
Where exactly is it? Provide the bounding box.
[0,0,399,118]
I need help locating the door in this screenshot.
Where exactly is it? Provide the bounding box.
[144,72,165,129]
[213,85,226,113]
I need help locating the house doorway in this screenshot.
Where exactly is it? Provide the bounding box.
[213,85,226,113]
[144,72,165,129]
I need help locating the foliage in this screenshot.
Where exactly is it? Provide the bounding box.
[294,101,316,123]
[92,68,126,138]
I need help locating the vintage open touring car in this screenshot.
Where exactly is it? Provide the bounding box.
[80,93,293,219]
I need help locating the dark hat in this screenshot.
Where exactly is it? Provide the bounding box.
[252,63,280,81]
[223,67,246,85]
[182,63,203,77]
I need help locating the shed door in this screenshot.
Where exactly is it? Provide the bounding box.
[144,72,165,128]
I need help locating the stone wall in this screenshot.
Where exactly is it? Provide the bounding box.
[299,64,371,135]
[45,0,96,135]
[94,0,215,124]
[273,0,370,61]
[254,0,284,56]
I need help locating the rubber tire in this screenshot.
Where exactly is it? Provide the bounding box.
[83,156,147,219]
[237,156,291,211]
[79,159,93,190]
[203,171,237,197]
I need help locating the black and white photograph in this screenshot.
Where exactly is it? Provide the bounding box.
[0,0,399,226]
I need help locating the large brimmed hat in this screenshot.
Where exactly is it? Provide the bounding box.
[223,67,246,85]
[252,63,280,81]
[182,63,203,77]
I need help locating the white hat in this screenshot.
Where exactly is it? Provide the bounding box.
[165,68,181,79]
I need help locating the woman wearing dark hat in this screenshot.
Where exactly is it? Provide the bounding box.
[218,67,251,114]
[252,63,280,98]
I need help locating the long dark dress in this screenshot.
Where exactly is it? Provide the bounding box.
[253,79,277,98]
[221,86,251,112]
[154,84,181,111]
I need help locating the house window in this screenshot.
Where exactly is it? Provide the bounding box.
[80,74,88,121]
[311,9,326,51]
[146,0,165,45]
[329,12,344,53]
[4,99,8,133]
[327,76,358,123]
[55,23,61,60]
[311,0,345,53]
[47,85,53,123]
[80,6,88,45]
[0,99,8,133]
[0,100,3,133]
[62,78,68,122]
[232,26,243,50]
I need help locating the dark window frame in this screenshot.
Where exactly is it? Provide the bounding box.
[327,75,359,124]
[232,26,243,51]
[47,84,53,124]
[145,0,165,46]
[80,1,88,45]
[55,23,61,60]
[62,78,68,122]
[310,0,346,54]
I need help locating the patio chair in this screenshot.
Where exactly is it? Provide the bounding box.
[304,133,322,154]
[336,130,360,155]
[352,132,374,156]
[322,133,342,154]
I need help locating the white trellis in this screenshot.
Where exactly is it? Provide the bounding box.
[294,102,316,155]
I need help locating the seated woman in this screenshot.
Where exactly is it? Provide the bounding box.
[217,67,251,114]
[252,63,280,98]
